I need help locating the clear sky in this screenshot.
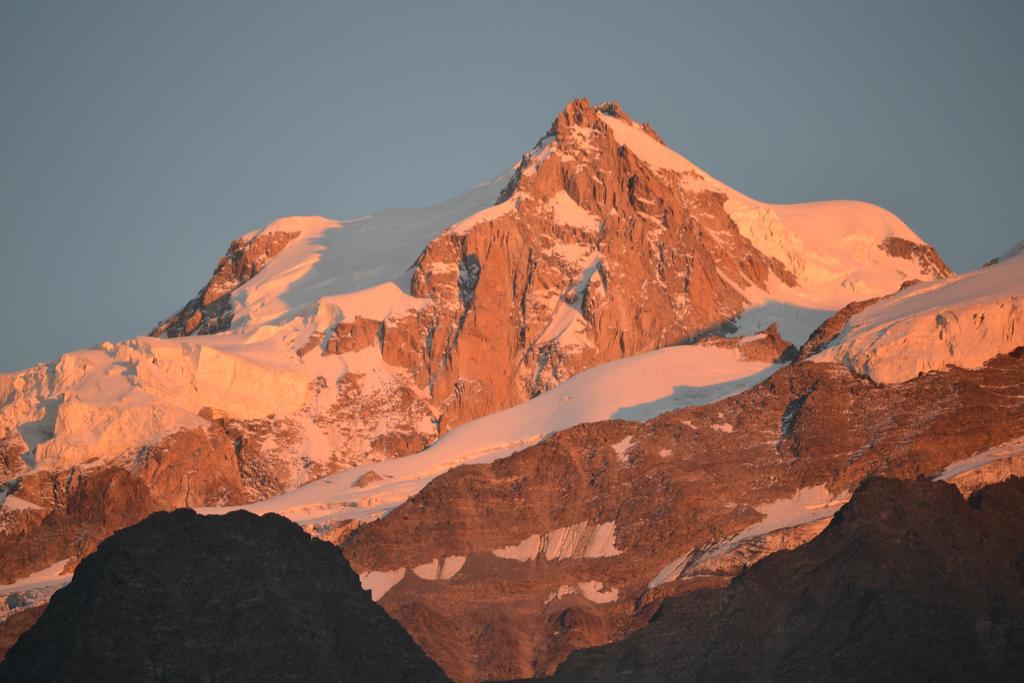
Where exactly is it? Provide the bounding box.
[2,1,1022,371]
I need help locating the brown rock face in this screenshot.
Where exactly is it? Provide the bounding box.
[700,323,796,363]
[796,296,881,360]
[352,470,384,488]
[552,477,1024,681]
[0,606,43,662]
[0,428,26,481]
[311,99,799,436]
[0,424,252,585]
[880,235,953,279]
[343,348,1024,681]
[324,317,382,355]
[131,427,246,507]
[442,100,794,426]
[151,230,299,337]
[0,467,160,584]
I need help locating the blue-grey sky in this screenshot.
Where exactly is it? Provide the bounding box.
[2,1,1022,371]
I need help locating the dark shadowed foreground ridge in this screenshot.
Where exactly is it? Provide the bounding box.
[0,509,448,682]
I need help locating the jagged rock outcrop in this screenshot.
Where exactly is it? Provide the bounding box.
[878,236,952,279]
[796,297,883,360]
[0,467,160,585]
[151,228,302,337]
[395,99,800,428]
[343,348,1024,681]
[551,477,1024,681]
[700,323,796,363]
[0,509,448,681]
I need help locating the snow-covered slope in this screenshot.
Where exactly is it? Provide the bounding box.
[816,245,1023,382]
[203,342,779,526]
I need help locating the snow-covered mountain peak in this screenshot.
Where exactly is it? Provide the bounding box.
[150,99,949,351]
[0,98,960,557]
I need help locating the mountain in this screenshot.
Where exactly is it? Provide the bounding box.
[1,100,949,482]
[550,477,1024,682]
[339,247,1024,680]
[0,99,949,565]
[0,509,447,681]
[0,98,984,670]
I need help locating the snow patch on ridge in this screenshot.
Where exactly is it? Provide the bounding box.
[936,437,1024,492]
[359,568,406,601]
[610,436,634,463]
[547,190,601,232]
[0,559,71,594]
[492,521,622,562]
[737,485,849,542]
[411,555,467,581]
[546,580,619,605]
[448,193,521,236]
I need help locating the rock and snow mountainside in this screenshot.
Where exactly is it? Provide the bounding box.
[0,100,961,630]
[341,339,1024,680]
[550,477,1024,682]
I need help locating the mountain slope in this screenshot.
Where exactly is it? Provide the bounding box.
[340,248,1021,681]
[204,332,787,527]
[341,348,1024,681]
[550,477,1024,682]
[815,245,1024,382]
[0,99,949,479]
